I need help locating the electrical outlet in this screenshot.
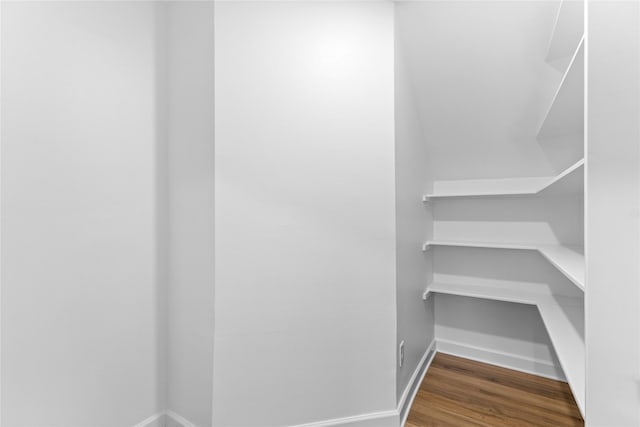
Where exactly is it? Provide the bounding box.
[399,340,405,368]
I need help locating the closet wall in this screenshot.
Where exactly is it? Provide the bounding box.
[1,2,217,425]
[164,2,215,426]
[213,2,397,426]
[394,3,435,412]
[1,2,164,425]
[586,1,640,425]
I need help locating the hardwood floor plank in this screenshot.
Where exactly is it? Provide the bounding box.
[410,391,525,427]
[416,379,578,427]
[424,365,581,420]
[431,353,575,401]
[406,353,584,427]
[408,402,489,427]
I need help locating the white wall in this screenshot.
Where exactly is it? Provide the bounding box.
[586,1,640,424]
[164,2,215,426]
[1,2,163,425]
[393,2,435,410]
[398,0,570,184]
[395,0,576,378]
[213,1,397,425]
[435,294,564,379]
[433,196,584,247]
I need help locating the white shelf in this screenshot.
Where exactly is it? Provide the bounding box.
[423,240,532,252]
[422,240,585,291]
[537,159,584,196]
[537,245,585,290]
[422,281,543,305]
[546,0,585,70]
[537,296,585,416]
[538,37,584,140]
[422,282,585,417]
[423,159,583,200]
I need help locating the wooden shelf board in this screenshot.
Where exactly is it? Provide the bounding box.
[423,282,585,417]
[424,159,584,200]
[423,240,585,291]
[538,37,584,140]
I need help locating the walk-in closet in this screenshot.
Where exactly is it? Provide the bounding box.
[1,1,638,426]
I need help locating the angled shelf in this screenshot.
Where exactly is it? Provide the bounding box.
[422,281,543,304]
[422,240,585,291]
[423,240,533,252]
[546,0,585,71]
[538,37,584,140]
[422,281,585,417]
[537,159,584,196]
[423,159,584,200]
[537,296,585,416]
[537,245,585,290]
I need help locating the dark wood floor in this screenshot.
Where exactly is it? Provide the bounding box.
[406,353,584,427]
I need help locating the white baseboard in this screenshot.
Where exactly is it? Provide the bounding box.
[397,340,436,427]
[165,410,198,427]
[290,410,398,427]
[134,410,198,427]
[436,339,565,381]
[133,412,166,427]
[135,339,561,427]
[291,340,437,427]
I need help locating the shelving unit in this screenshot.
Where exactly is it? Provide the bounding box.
[538,37,585,139]
[422,282,585,416]
[413,0,586,421]
[423,158,583,200]
[422,281,543,304]
[546,0,585,71]
[537,296,585,416]
[540,5,586,415]
[537,244,584,290]
[423,240,585,291]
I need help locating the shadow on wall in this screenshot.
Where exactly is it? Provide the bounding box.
[433,246,582,298]
[433,195,583,247]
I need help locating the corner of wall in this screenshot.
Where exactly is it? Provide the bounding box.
[396,340,436,426]
[393,2,436,409]
[153,0,171,417]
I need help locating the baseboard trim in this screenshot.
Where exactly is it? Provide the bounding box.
[165,410,198,427]
[133,412,166,427]
[134,410,198,427]
[397,340,436,427]
[436,339,565,381]
[290,409,398,427]
[291,339,436,427]
[135,340,560,427]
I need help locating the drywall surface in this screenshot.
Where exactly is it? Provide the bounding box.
[435,294,564,379]
[586,1,640,425]
[398,0,566,184]
[164,2,215,426]
[432,196,584,247]
[394,3,435,407]
[213,1,397,425]
[398,1,573,378]
[1,2,163,425]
